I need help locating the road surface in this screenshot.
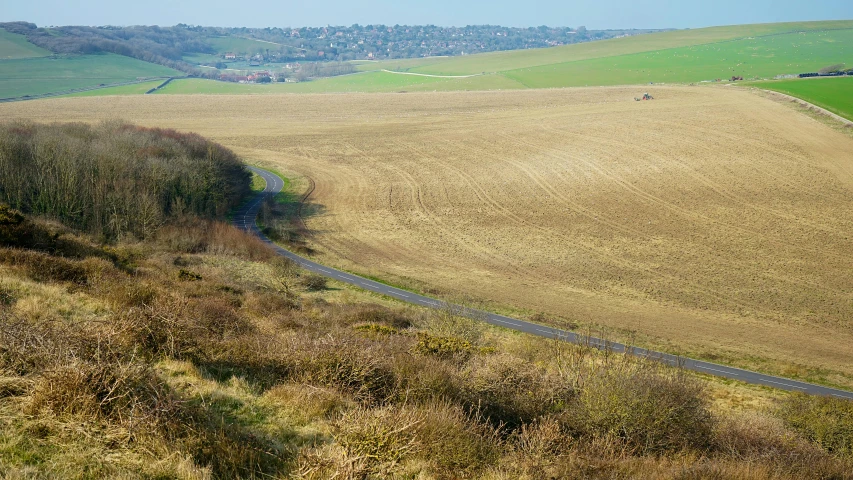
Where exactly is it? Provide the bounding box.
[234,166,853,400]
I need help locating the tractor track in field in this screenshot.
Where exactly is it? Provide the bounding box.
[236,165,853,400]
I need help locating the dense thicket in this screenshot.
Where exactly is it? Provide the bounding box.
[0,122,250,240]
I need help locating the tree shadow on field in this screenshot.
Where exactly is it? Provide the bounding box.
[258,188,327,256]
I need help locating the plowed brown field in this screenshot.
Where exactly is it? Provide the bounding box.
[3,86,853,387]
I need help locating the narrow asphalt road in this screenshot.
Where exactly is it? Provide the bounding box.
[235,166,853,400]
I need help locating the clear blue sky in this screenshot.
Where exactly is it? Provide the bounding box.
[2,0,851,29]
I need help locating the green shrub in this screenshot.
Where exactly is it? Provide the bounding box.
[354,323,400,336]
[299,273,327,291]
[567,365,713,455]
[413,331,474,359]
[178,268,203,281]
[347,305,412,329]
[779,393,853,457]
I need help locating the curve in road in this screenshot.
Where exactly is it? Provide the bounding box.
[234,166,853,400]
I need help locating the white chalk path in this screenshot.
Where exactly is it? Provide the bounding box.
[380,69,485,78]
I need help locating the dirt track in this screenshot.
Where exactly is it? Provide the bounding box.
[3,85,853,386]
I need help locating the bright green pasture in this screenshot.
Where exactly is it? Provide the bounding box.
[62,80,165,97]
[501,29,853,88]
[154,72,524,94]
[182,52,223,64]
[744,77,853,121]
[0,28,51,59]
[0,54,179,98]
[372,20,853,76]
[206,36,279,55]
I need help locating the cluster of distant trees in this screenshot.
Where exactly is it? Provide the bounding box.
[0,122,250,240]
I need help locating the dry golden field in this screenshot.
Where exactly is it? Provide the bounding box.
[3,86,853,387]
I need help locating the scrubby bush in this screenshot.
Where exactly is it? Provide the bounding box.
[346,304,412,329]
[567,364,714,455]
[461,354,571,430]
[413,331,475,359]
[0,248,89,284]
[299,273,327,291]
[4,207,853,479]
[157,217,273,260]
[779,393,853,457]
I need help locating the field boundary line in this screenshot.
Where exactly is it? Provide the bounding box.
[0,76,181,103]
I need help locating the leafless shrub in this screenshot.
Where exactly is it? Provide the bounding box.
[299,273,327,291]
[461,353,571,430]
[156,218,273,261]
[346,304,412,329]
[566,363,713,455]
[0,248,88,284]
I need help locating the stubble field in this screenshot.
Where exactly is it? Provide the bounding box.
[2,86,853,387]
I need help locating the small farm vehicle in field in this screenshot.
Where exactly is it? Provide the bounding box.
[634,93,654,101]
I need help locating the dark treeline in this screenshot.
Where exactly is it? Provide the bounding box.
[0,22,215,78]
[0,122,250,240]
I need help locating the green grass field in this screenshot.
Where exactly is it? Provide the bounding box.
[61,80,166,97]
[501,29,853,88]
[370,20,853,75]
[0,28,51,59]
[206,36,280,55]
[154,72,525,94]
[157,21,852,95]
[742,76,853,121]
[0,54,180,99]
[8,20,852,104]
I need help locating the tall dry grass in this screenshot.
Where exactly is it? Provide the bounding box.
[1,206,852,479]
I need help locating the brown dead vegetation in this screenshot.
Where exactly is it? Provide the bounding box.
[0,206,851,478]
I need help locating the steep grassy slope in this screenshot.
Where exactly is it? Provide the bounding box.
[0,54,180,99]
[372,20,853,75]
[0,28,50,59]
[206,35,281,54]
[501,29,853,87]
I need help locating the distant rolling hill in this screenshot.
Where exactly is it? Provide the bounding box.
[2,20,851,100]
[0,28,181,100]
[153,20,852,95]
